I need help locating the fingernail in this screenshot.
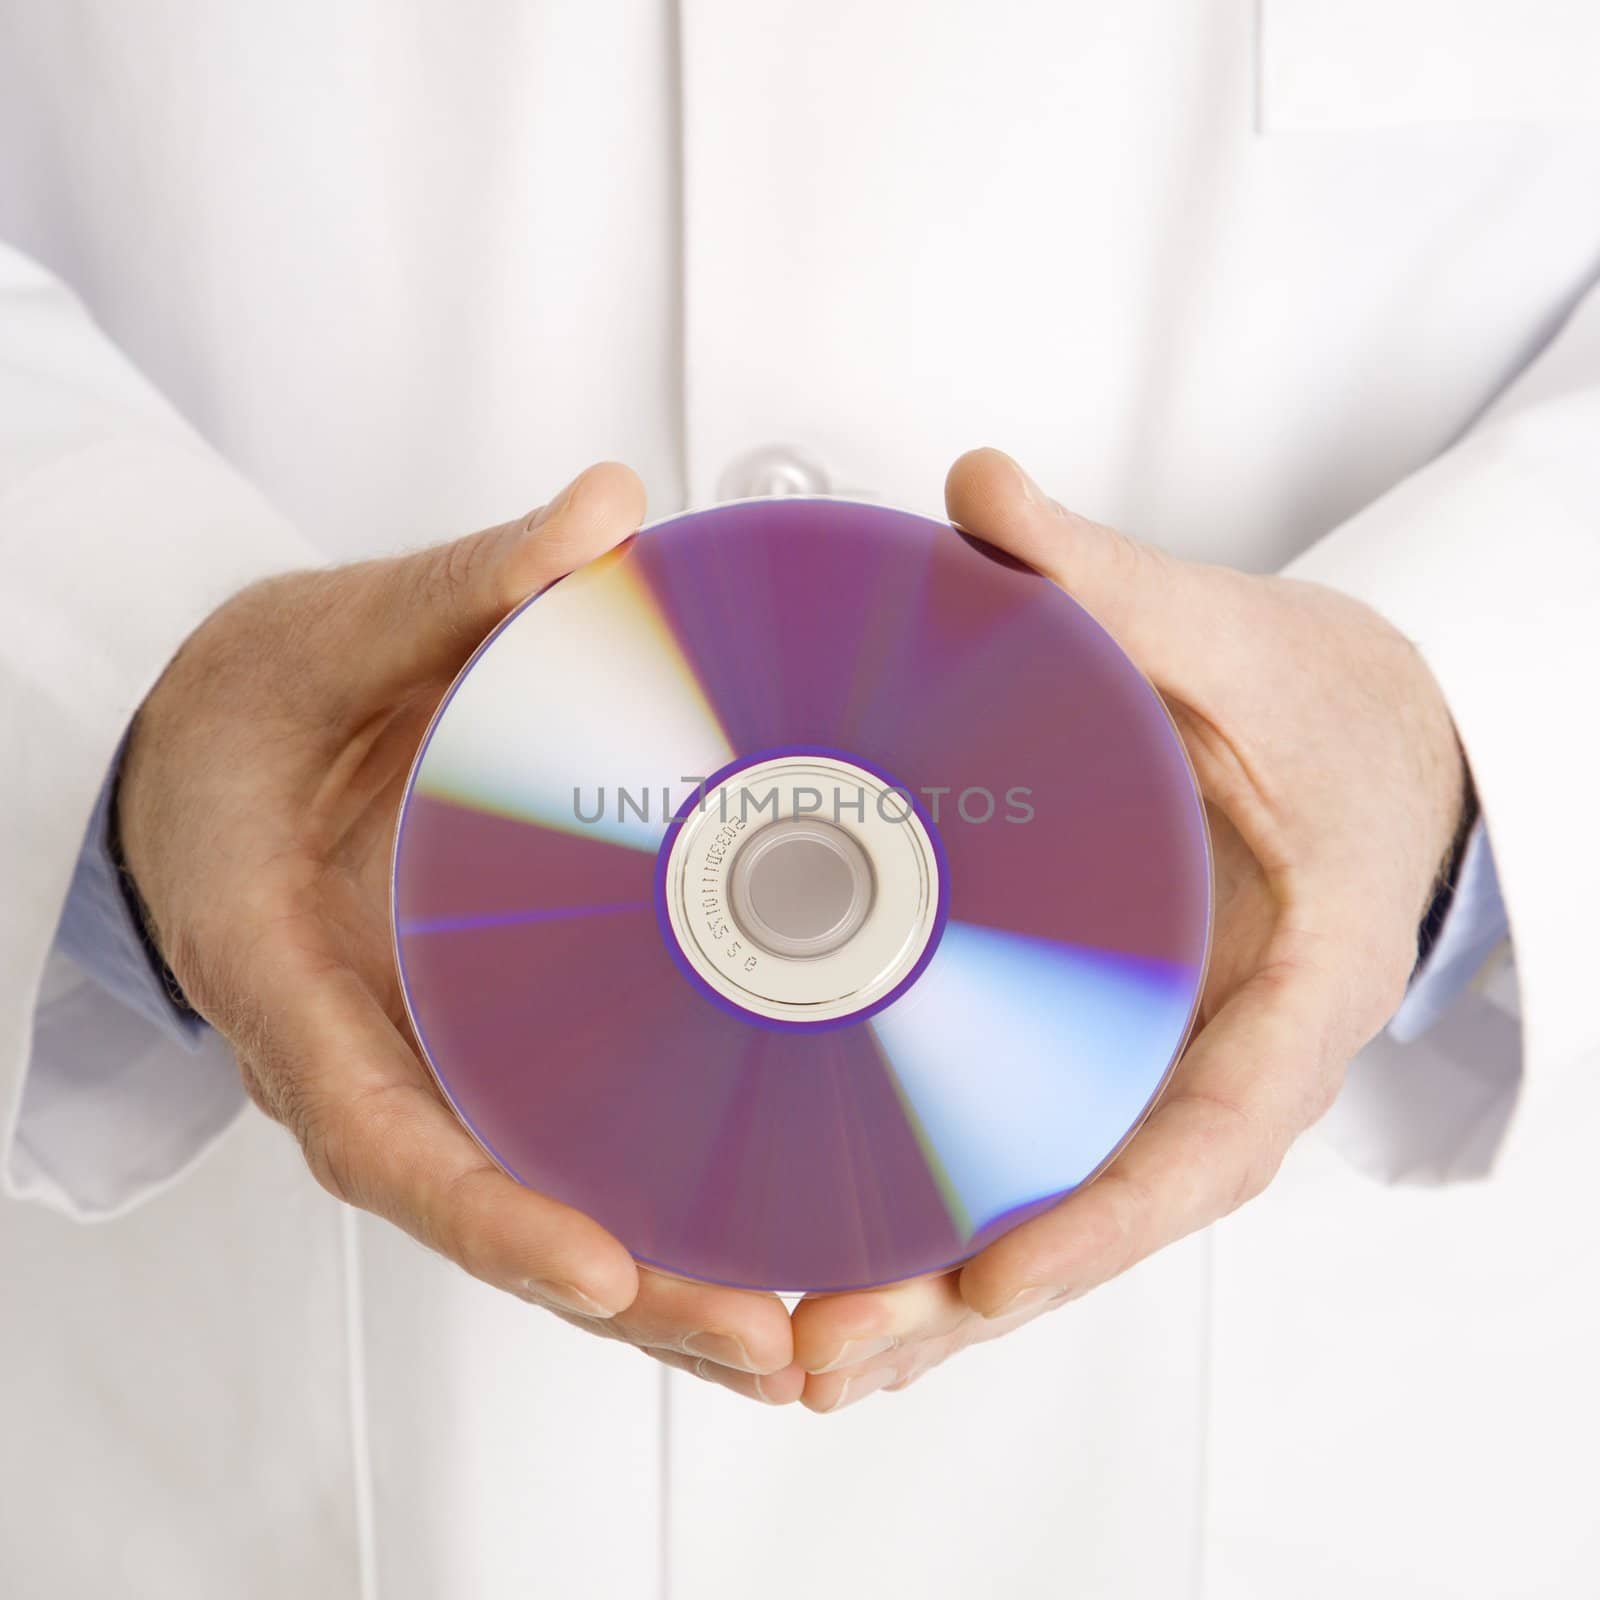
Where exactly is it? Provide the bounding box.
[988,1284,1068,1320]
[752,1372,789,1405]
[822,1366,896,1413]
[680,1330,759,1373]
[522,1279,617,1319]
[1004,454,1047,507]
[1011,458,1066,518]
[528,473,580,529]
[808,1334,898,1375]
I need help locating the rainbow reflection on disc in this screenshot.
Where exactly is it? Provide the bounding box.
[391,498,1211,1292]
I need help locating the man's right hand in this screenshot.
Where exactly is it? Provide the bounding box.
[118,462,803,1404]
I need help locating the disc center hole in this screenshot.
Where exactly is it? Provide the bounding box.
[729,819,874,959]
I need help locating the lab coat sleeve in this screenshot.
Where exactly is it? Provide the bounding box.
[1288,277,1600,1180]
[0,240,322,1218]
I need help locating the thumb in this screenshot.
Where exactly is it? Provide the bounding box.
[944,447,1195,683]
[362,460,647,688]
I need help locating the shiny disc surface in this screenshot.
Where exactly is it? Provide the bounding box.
[391,498,1211,1291]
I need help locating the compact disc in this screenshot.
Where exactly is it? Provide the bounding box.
[391,498,1211,1292]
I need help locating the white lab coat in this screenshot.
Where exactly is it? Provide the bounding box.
[2,4,1599,1596]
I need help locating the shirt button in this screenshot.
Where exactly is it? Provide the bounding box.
[716,444,833,501]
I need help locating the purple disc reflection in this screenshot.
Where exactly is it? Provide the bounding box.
[391,498,1211,1291]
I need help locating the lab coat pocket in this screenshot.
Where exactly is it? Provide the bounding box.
[1258,0,1600,131]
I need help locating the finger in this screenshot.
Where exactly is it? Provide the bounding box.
[601,1268,794,1375]
[800,1360,902,1414]
[650,1350,807,1406]
[959,958,1343,1318]
[791,1272,964,1375]
[802,1317,963,1411]
[868,1294,1057,1395]
[544,1273,800,1376]
[799,1271,1069,1410]
[360,459,647,690]
[944,446,1209,684]
[256,956,640,1316]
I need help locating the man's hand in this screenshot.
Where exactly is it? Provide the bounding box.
[792,447,1468,1411]
[118,463,802,1405]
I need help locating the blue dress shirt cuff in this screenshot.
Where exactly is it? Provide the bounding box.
[53,746,205,1049]
[1388,818,1509,1044]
